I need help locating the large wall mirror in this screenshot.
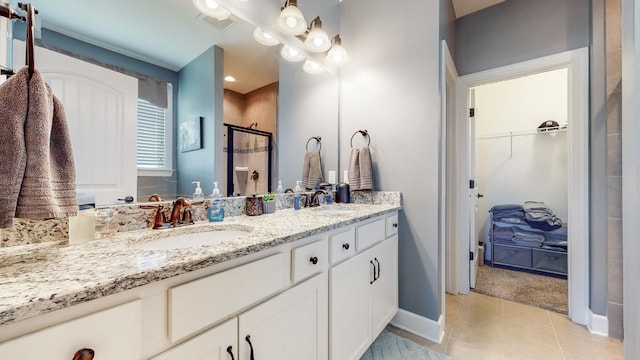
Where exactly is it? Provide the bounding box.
[9,0,340,205]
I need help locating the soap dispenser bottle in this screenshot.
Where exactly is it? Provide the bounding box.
[208,182,224,222]
[294,180,303,210]
[276,180,284,194]
[192,181,204,201]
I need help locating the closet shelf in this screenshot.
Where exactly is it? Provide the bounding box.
[478,127,567,140]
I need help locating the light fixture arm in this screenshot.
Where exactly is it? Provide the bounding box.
[281,0,298,11]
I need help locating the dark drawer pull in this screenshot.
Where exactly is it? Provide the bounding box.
[374,258,381,280]
[245,335,255,360]
[227,345,235,360]
[73,348,95,360]
[342,243,350,250]
[370,260,376,284]
[309,256,318,265]
[393,222,398,228]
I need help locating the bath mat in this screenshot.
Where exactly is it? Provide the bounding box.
[473,264,568,314]
[360,330,450,360]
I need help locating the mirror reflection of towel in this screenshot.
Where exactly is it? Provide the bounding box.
[302,151,323,190]
[0,68,78,228]
[348,146,373,191]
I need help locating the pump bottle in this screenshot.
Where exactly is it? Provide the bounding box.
[208,182,224,222]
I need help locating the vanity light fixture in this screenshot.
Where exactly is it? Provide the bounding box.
[303,17,331,52]
[253,27,280,46]
[302,59,324,74]
[281,45,305,62]
[326,35,349,66]
[276,0,307,35]
[193,0,231,20]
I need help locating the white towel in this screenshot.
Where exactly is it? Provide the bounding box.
[302,151,323,190]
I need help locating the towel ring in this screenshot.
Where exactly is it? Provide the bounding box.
[350,130,370,148]
[306,136,322,152]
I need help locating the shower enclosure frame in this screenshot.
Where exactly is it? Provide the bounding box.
[224,123,273,197]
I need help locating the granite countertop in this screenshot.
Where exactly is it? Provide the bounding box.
[0,203,400,327]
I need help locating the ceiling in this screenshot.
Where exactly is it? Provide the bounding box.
[451,0,505,18]
[23,0,279,94]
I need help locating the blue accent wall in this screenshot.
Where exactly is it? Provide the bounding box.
[176,45,223,197]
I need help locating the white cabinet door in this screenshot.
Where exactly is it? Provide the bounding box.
[329,248,373,360]
[371,235,399,336]
[0,300,142,360]
[238,273,328,360]
[151,318,237,360]
[13,40,138,205]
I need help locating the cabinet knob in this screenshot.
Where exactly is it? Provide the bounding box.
[73,348,95,360]
[342,243,350,250]
[393,223,398,228]
[309,256,318,265]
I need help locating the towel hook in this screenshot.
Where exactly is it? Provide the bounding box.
[18,3,38,79]
[350,129,370,148]
[306,136,322,152]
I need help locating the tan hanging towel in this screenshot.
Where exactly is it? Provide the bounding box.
[0,67,78,228]
[301,151,323,190]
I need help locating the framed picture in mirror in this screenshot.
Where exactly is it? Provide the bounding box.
[180,116,203,152]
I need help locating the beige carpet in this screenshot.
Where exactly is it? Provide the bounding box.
[472,264,568,314]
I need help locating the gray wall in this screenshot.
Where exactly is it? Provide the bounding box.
[340,0,441,321]
[455,0,590,75]
[176,46,224,197]
[455,0,610,318]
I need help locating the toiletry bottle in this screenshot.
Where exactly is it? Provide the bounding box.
[208,182,224,222]
[276,180,284,194]
[325,184,334,205]
[294,180,302,210]
[192,181,204,200]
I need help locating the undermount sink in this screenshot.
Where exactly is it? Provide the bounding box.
[135,228,251,251]
[311,207,356,216]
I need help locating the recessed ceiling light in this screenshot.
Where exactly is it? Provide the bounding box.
[225,75,236,82]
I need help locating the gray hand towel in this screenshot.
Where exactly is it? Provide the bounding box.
[0,68,78,227]
[358,146,373,191]
[348,148,361,190]
[302,151,323,189]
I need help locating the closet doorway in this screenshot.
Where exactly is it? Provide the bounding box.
[450,48,589,326]
[472,68,569,314]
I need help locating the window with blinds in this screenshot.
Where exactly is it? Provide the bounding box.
[136,84,173,176]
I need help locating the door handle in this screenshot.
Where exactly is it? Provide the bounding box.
[227,346,235,360]
[374,258,381,281]
[476,193,484,199]
[245,335,256,360]
[370,260,376,284]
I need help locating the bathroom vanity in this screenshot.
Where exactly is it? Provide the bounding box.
[0,202,399,360]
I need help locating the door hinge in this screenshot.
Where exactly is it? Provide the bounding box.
[469,108,475,117]
[469,251,474,261]
[469,179,475,189]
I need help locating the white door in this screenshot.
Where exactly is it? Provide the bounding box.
[370,236,399,336]
[329,247,373,360]
[468,89,480,289]
[14,40,138,205]
[151,318,237,360]
[239,273,328,360]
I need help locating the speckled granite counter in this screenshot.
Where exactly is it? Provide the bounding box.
[0,202,400,327]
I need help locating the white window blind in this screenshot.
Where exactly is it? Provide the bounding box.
[137,99,166,168]
[137,82,173,176]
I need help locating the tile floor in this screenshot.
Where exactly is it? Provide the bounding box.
[388,292,624,360]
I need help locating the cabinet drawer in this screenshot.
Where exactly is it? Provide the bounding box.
[493,244,532,268]
[532,249,567,274]
[329,228,355,264]
[0,300,142,359]
[292,238,328,283]
[169,252,288,342]
[151,318,237,360]
[385,214,398,238]
[356,218,386,251]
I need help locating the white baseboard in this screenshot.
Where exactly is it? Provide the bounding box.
[390,308,444,344]
[587,309,609,337]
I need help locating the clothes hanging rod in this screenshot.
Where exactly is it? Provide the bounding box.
[478,127,567,140]
[0,3,26,21]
